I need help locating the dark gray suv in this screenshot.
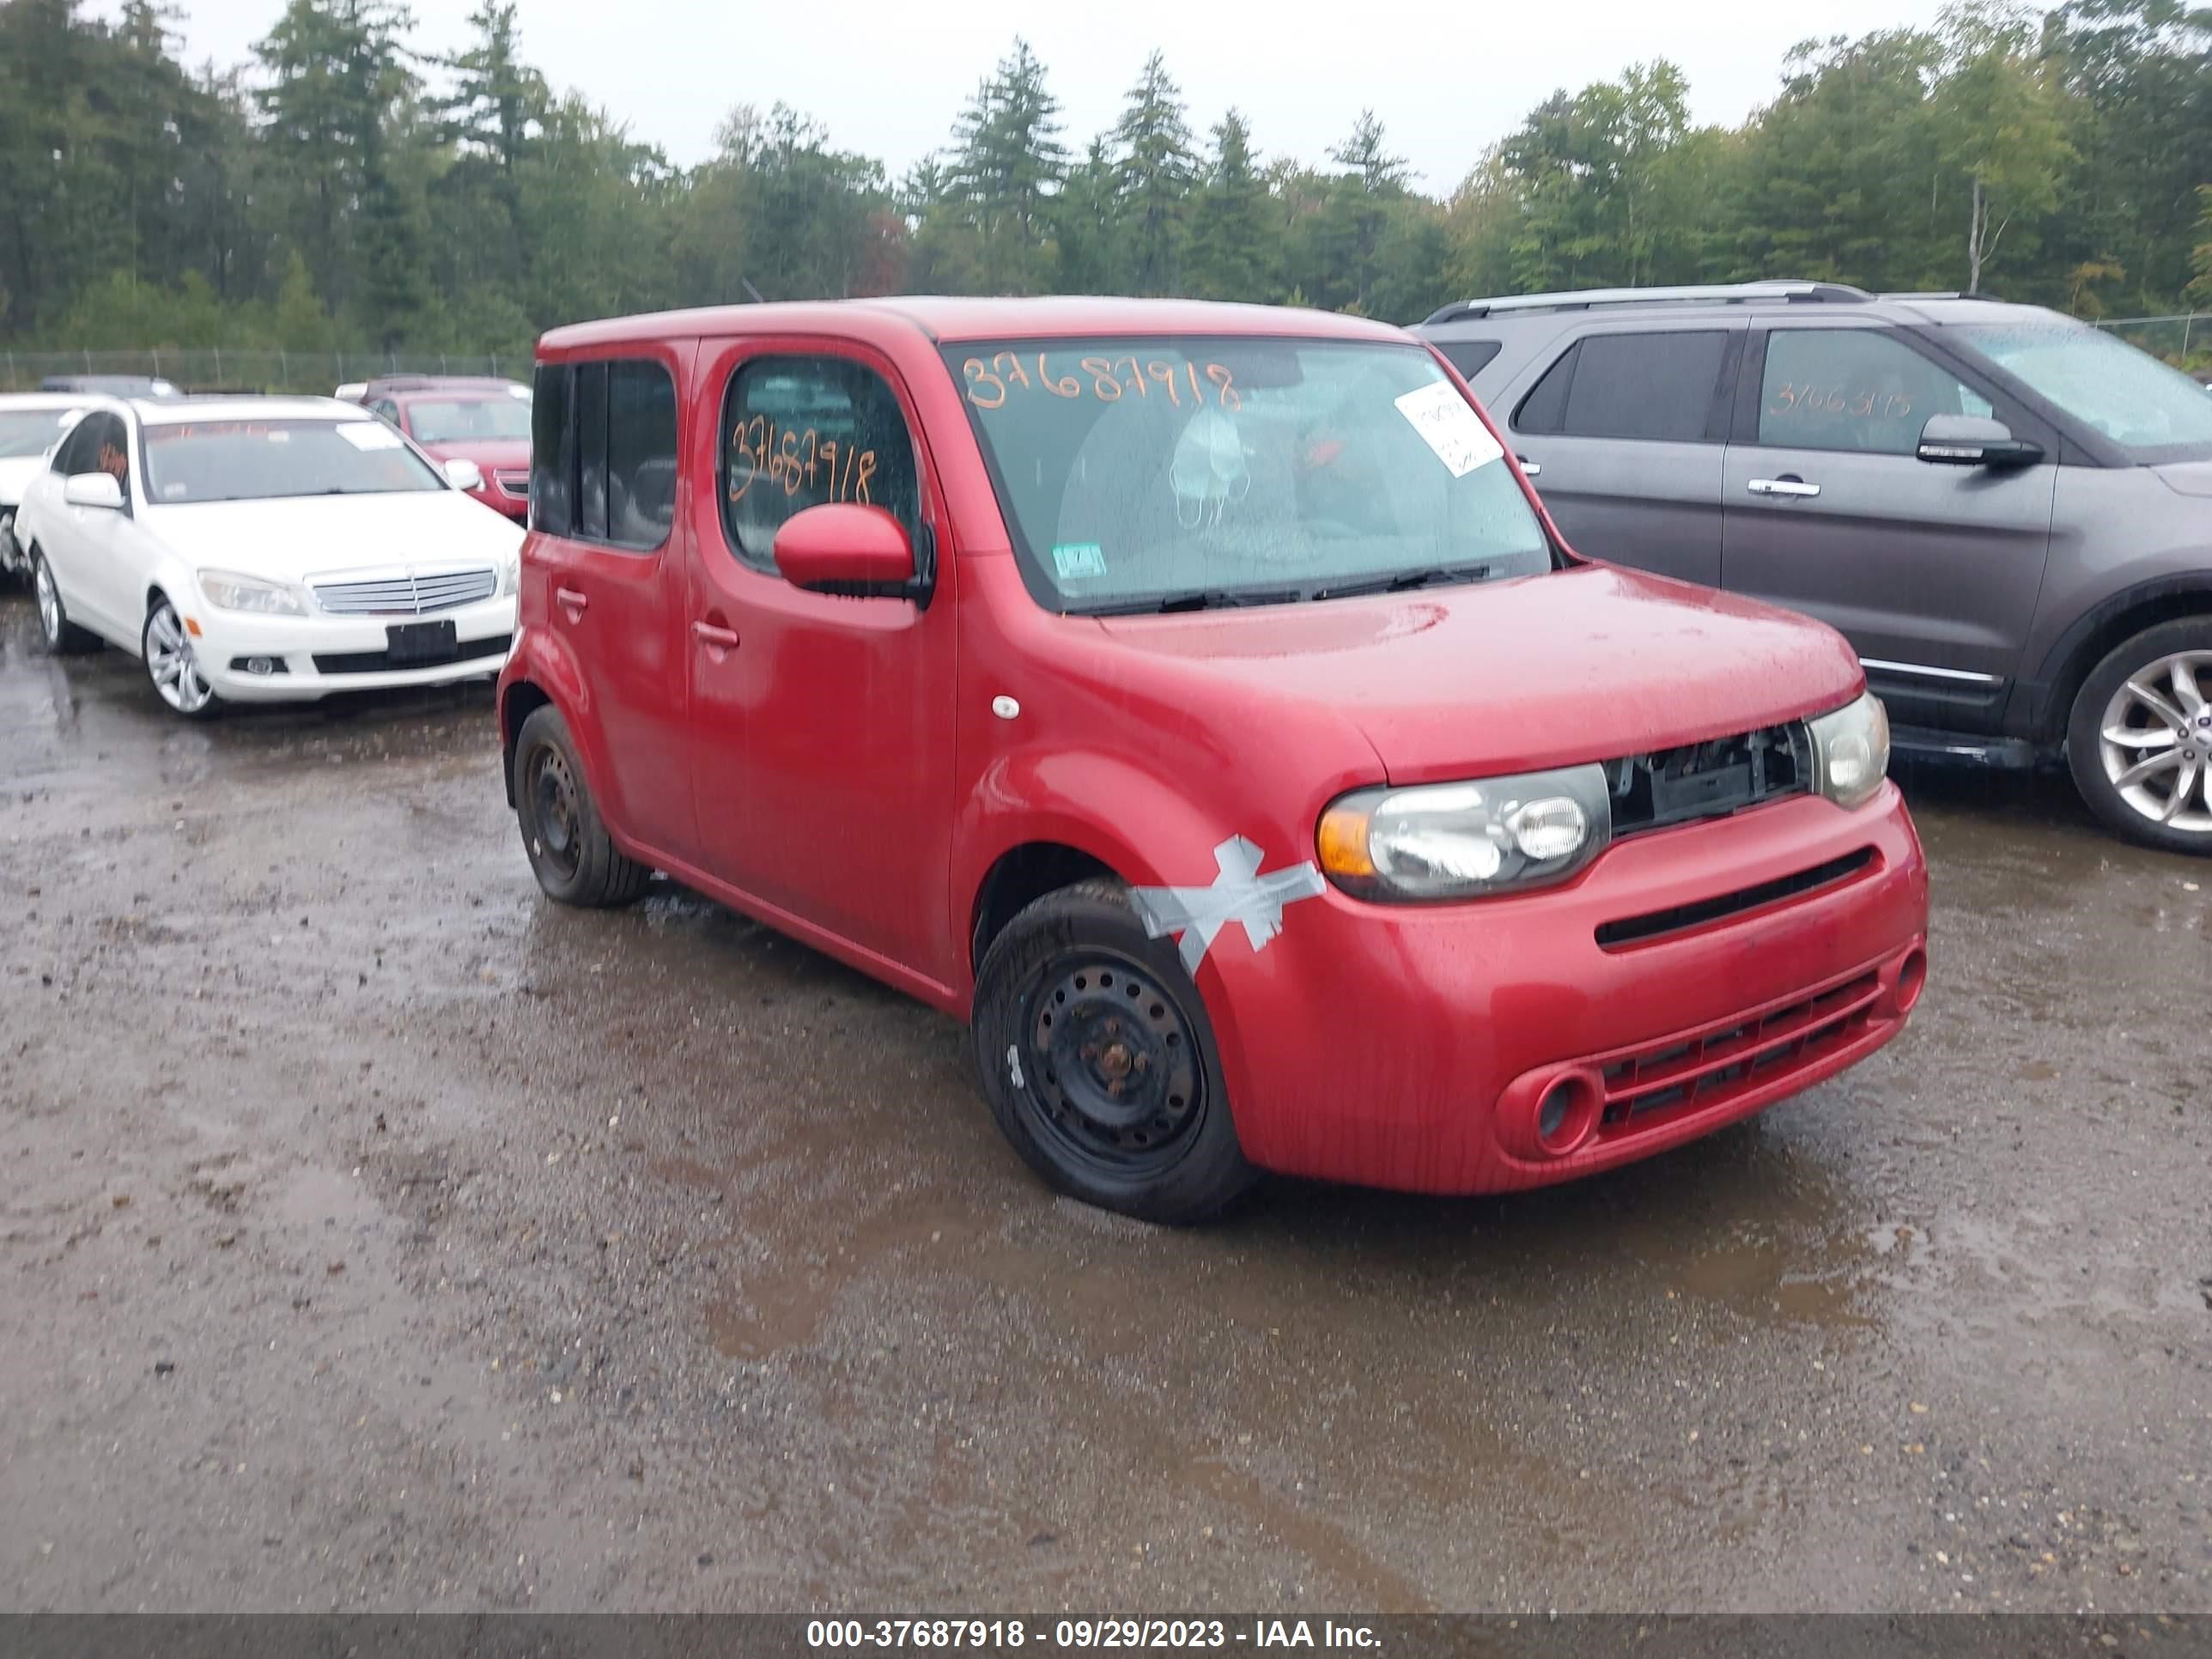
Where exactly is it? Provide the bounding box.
[1417,282,2212,854]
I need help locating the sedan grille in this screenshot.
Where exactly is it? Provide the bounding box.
[312,568,497,617]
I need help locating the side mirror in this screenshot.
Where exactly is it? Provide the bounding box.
[1917,414,2043,468]
[64,471,125,511]
[773,503,918,598]
[443,458,484,493]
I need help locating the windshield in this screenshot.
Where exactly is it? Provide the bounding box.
[1952,322,2212,459]
[405,395,533,445]
[945,337,1553,612]
[0,410,76,459]
[142,419,447,503]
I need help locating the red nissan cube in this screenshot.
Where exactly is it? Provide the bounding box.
[499,298,1929,1223]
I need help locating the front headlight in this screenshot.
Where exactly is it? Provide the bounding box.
[497,547,520,597]
[1317,764,1612,901]
[1808,692,1891,810]
[198,568,307,617]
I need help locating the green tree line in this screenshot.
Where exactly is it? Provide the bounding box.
[3,0,2208,358]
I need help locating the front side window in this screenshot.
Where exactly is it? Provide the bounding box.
[720,356,921,573]
[140,419,444,504]
[1758,330,1990,456]
[1949,321,2212,459]
[1516,331,1730,443]
[51,416,103,475]
[945,337,1552,613]
[405,395,534,446]
[0,408,77,460]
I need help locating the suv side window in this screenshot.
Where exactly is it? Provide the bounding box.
[1516,330,1731,443]
[1758,330,1992,456]
[530,358,677,550]
[720,356,921,574]
[1435,339,1501,380]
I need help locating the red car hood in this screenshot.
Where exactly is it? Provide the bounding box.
[1093,563,1865,782]
[419,436,530,472]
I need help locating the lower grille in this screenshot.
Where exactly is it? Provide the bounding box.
[1595,970,1883,1130]
[312,568,498,616]
[313,633,511,675]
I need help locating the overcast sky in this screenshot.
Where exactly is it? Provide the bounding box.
[122,0,1954,191]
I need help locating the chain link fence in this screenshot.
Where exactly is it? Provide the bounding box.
[2093,313,2208,369]
[0,348,536,395]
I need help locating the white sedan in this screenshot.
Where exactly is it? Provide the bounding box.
[16,395,522,719]
[0,392,94,580]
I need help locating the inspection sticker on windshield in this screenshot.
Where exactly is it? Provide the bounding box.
[336,422,404,451]
[1052,542,1109,580]
[1394,381,1503,477]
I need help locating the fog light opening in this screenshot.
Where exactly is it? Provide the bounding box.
[1533,1071,1602,1158]
[1893,947,1927,1015]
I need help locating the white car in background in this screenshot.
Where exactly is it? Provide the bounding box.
[0,392,94,581]
[15,395,522,720]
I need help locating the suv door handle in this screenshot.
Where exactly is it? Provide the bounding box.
[691,620,739,650]
[1747,477,1821,498]
[555,586,589,619]
[1515,454,1542,477]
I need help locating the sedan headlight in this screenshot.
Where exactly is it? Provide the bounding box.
[198,568,307,617]
[497,547,520,597]
[1318,764,1613,901]
[1808,692,1891,810]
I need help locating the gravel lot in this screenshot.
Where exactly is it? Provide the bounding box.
[1,588,2206,1613]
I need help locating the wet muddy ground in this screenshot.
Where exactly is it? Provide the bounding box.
[0,586,2206,1614]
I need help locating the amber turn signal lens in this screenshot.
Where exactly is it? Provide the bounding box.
[1316,805,1376,878]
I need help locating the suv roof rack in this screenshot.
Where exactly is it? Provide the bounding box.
[1420,282,1871,327]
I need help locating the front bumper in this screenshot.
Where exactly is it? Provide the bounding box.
[188,593,517,702]
[1203,783,1929,1194]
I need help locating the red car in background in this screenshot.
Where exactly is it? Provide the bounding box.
[356,376,532,520]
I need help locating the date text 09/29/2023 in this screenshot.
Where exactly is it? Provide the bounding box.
[805,1619,1382,1649]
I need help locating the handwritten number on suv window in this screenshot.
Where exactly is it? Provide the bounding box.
[963,355,1240,411]
[1768,383,1914,422]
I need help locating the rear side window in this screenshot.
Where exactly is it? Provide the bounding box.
[530,364,573,535]
[1435,339,1502,380]
[1758,330,1990,456]
[720,356,921,574]
[1516,331,1730,442]
[531,357,677,550]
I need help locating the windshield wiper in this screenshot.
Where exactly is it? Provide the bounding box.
[1312,563,1493,601]
[1091,586,1304,616]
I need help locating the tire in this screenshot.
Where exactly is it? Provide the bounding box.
[971,878,1260,1224]
[511,703,653,906]
[2067,617,2212,856]
[141,592,220,720]
[31,548,100,655]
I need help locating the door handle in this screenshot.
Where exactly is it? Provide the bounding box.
[555,586,588,619]
[691,620,739,650]
[1515,455,1542,477]
[1747,477,1821,498]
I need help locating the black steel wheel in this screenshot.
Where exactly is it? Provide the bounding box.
[973,878,1258,1224]
[511,703,653,907]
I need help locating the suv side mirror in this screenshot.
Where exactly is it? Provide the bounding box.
[1917,414,2043,468]
[443,458,484,493]
[774,503,919,599]
[64,471,125,511]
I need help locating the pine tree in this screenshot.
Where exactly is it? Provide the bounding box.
[1185,110,1272,301]
[1112,51,1196,295]
[946,38,1068,293]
